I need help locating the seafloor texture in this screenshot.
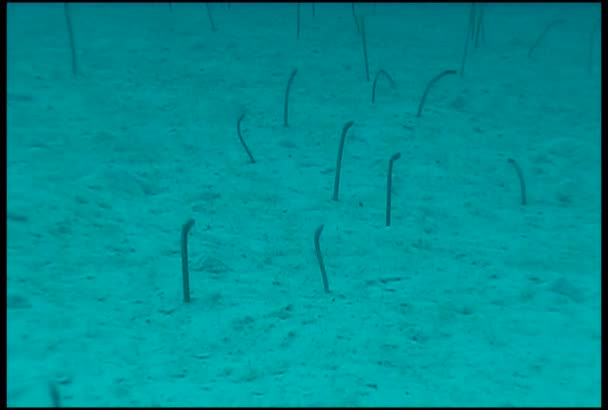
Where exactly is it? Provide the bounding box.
[7,3,601,407]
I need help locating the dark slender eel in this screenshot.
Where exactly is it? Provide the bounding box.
[332,121,355,201]
[360,16,370,82]
[351,3,360,33]
[206,3,217,31]
[386,153,401,227]
[296,3,301,39]
[372,69,396,103]
[474,3,485,48]
[416,70,457,117]
[314,224,330,293]
[528,19,566,59]
[237,113,255,163]
[64,3,78,75]
[468,3,477,40]
[49,381,61,407]
[460,2,476,77]
[507,158,526,205]
[181,218,195,303]
[284,68,298,127]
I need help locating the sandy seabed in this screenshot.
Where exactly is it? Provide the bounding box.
[7,3,601,407]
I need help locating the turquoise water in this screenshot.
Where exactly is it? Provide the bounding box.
[6,3,601,406]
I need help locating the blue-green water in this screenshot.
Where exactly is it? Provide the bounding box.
[6,3,601,406]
